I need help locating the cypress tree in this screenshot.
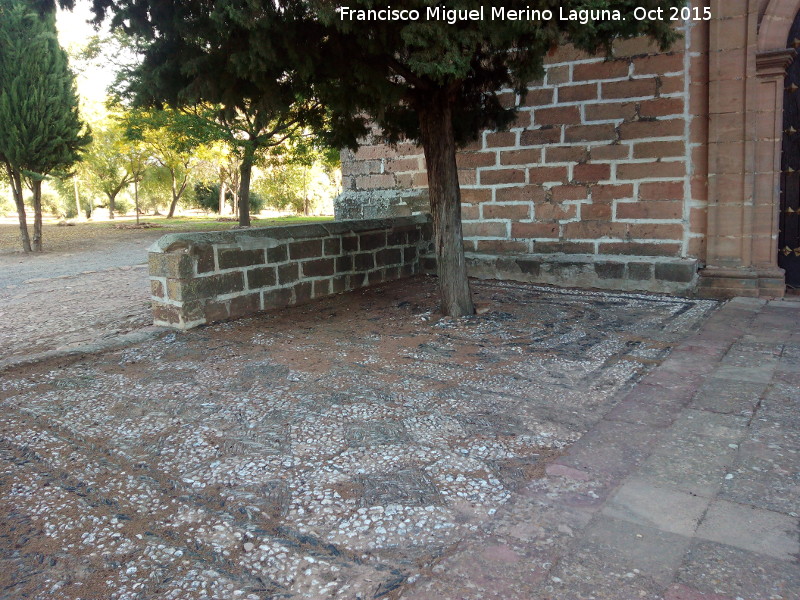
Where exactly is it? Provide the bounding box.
[0,0,90,251]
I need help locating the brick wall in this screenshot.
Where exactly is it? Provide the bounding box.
[149,216,432,329]
[338,13,709,295]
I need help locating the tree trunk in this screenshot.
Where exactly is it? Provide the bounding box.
[106,191,117,220]
[417,93,475,317]
[219,180,227,215]
[167,173,179,218]
[32,179,43,252]
[134,179,140,226]
[239,144,255,227]
[73,175,84,221]
[7,166,31,252]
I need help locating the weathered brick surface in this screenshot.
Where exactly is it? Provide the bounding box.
[337,19,702,284]
[149,216,433,329]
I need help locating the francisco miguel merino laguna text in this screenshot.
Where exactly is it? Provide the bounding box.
[337,6,627,25]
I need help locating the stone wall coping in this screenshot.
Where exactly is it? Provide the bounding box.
[149,214,431,254]
[465,252,697,265]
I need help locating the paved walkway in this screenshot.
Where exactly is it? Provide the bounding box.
[0,278,797,599]
[0,232,162,366]
[405,296,800,600]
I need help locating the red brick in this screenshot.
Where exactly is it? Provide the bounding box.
[546,65,570,85]
[581,203,613,220]
[626,223,685,240]
[354,145,392,160]
[546,146,588,163]
[585,102,637,122]
[523,88,555,106]
[591,144,630,161]
[602,78,658,99]
[528,166,568,184]
[659,75,684,95]
[461,188,492,203]
[496,91,517,108]
[412,172,428,187]
[592,184,634,202]
[639,181,684,201]
[456,151,497,168]
[633,141,685,159]
[573,60,629,81]
[536,203,577,221]
[617,161,686,180]
[485,131,517,147]
[355,174,394,189]
[573,163,611,183]
[482,204,531,220]
[611,38,663,58]
[500,148,542,166]
[639,98,684,118]
[551,185,589,201]
[458,170,477,186]
[476,239,530,254]
[462,221,508,238]
[535,241,596,254]
[511,222,560,238]
[619,119,684,140]
[633,53,684,75]
[564,124,616,143]
[480,169,526,185]
[521,127,562,145]
[496,185,547,203]
[385,157,421,172]
[461,204,480,220]
[558,83,598,102]
[534,106,581,126]
[616,201,683,220]
[563,221,628,239]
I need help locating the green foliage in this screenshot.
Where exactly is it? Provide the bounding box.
[0,0,90,179]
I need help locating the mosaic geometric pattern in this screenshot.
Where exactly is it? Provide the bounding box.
[0,278,717,599]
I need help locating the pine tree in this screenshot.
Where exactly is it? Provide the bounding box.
[88,0,682,314]
[0,0,90,251]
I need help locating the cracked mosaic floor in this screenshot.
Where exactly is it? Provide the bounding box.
[0,277,717,599]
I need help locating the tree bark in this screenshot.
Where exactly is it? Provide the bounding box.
[417,92,475,317]
[73,175,84,221]
[238,144,255,227]
[106,191,117,219]
[219,179,227,215]
[167,171,187,219]
[32,179,43,252]
[134,179,140,226]
[6,165,31,252]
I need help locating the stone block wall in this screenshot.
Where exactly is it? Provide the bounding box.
[149,216,432,329]
[337,13,709,296]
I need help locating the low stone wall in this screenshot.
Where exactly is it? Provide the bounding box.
[149,216,432,329]
[418,253,698,295]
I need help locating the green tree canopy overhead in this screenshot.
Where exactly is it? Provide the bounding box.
[85,0,683,314]
[0,0,90,251]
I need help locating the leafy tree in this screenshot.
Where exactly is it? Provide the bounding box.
[82,120,139,218]
[0,0,90,251]
[123,108,214,218]
[87,0,681,315]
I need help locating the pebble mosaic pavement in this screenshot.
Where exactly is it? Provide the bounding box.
[0,277,719,599]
